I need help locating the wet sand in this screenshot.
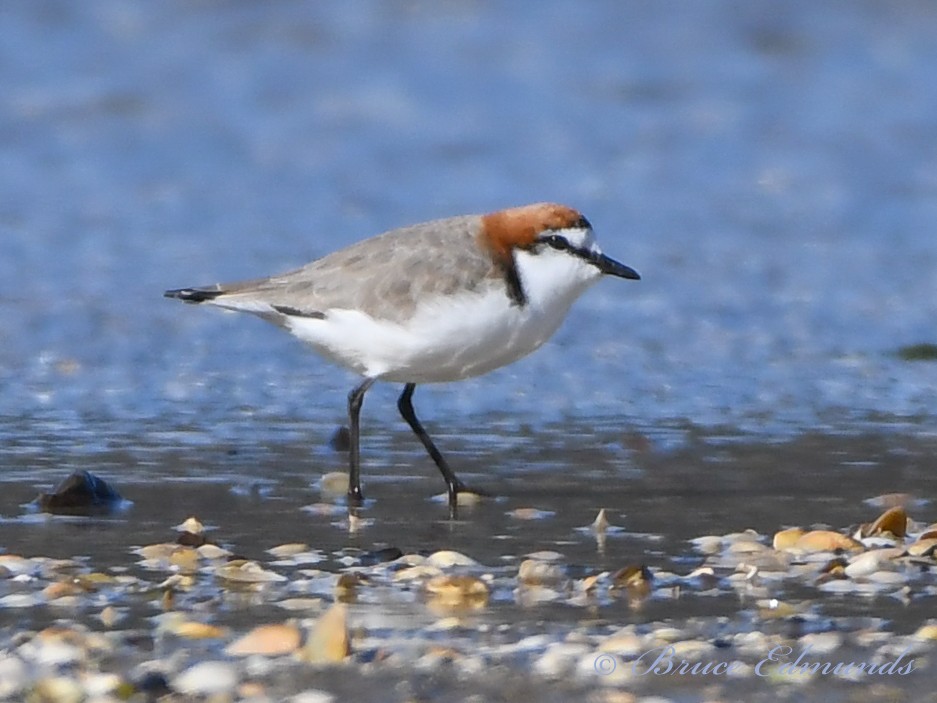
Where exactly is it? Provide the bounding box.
[2,423,936,701]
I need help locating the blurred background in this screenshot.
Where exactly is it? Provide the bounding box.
[3,6,937,699]
[1,0,936,467]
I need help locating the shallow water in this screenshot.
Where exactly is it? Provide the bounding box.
[2,1,937,700]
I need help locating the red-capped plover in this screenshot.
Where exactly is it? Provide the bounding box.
[165,203,640,510]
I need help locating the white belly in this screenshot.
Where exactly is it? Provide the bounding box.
[283,247,604,382]
[285,284,588,382]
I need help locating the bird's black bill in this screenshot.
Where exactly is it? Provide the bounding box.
[593,253,640,280]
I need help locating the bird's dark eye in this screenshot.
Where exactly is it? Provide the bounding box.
[541,235,569,251]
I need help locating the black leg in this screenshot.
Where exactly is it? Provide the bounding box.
[397,383,468,510]
[347,378,375,506]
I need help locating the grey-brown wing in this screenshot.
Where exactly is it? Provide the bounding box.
[202,215,503,323]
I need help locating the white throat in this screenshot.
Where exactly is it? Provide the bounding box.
[512,227,603,312]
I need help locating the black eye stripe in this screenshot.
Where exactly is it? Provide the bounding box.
[544,235,568,250]
[539,234,596,262]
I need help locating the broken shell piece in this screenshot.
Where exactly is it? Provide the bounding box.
[216,561,287,584]
[226,623,301,657]
[393,565,443,582]
[176,516,205,535]
[914,623,937,641]
[610,565,653,598]
[425,551,478,568]
[791,530,864,553]
[728,540,768,555]
[772,528,805,551]
[517,559,566,586]
[907,539,937,557]
[861,506,908,539]
[169,548,199,572]
[299,603,350,663]
[170,621,227,640]
[267,544,311,558]
[0,555,38,578]
[844,548,904,579]
[425,575,489,608]
[42,581,84,600]
[591,509,610,532]
[175,516,207,547]
[819,557,848,578]
[196,544,232,560]
[690,536,723,555]
[578,574,602,593]
[335,573,364,602]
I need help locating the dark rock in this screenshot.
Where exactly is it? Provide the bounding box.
[37,470,123,515]
[360,546,404,566]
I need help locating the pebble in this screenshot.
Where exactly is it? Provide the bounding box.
[394,564,443,581]
[1,492,935,701]
[727,539,767,554]
[690,535,723,555]
[669,639,715,658]
[197,543,233,560]
[533,642,592,678]
[517,559,566,586]
[82,673,122,697]
[515,584,565,605]
[598,629,643,654]
[268,543,311,557]
[0,555,37,577]
[865,570,908,585]
[290,691,336,703]
[216,560,287,583]
[0,656,27,698]
[799,631,842,655]
[0,593,42,608]
[31,677,84,703]
[425,550,478,568]
[174,661,239,696]
[425,575,489,607]
[844,548,903,578]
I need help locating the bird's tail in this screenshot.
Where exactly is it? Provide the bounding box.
[163,286,225,303]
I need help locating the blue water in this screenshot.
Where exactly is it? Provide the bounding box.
[2,0,937,448]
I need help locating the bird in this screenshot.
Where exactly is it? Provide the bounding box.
[164,203,640,511]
